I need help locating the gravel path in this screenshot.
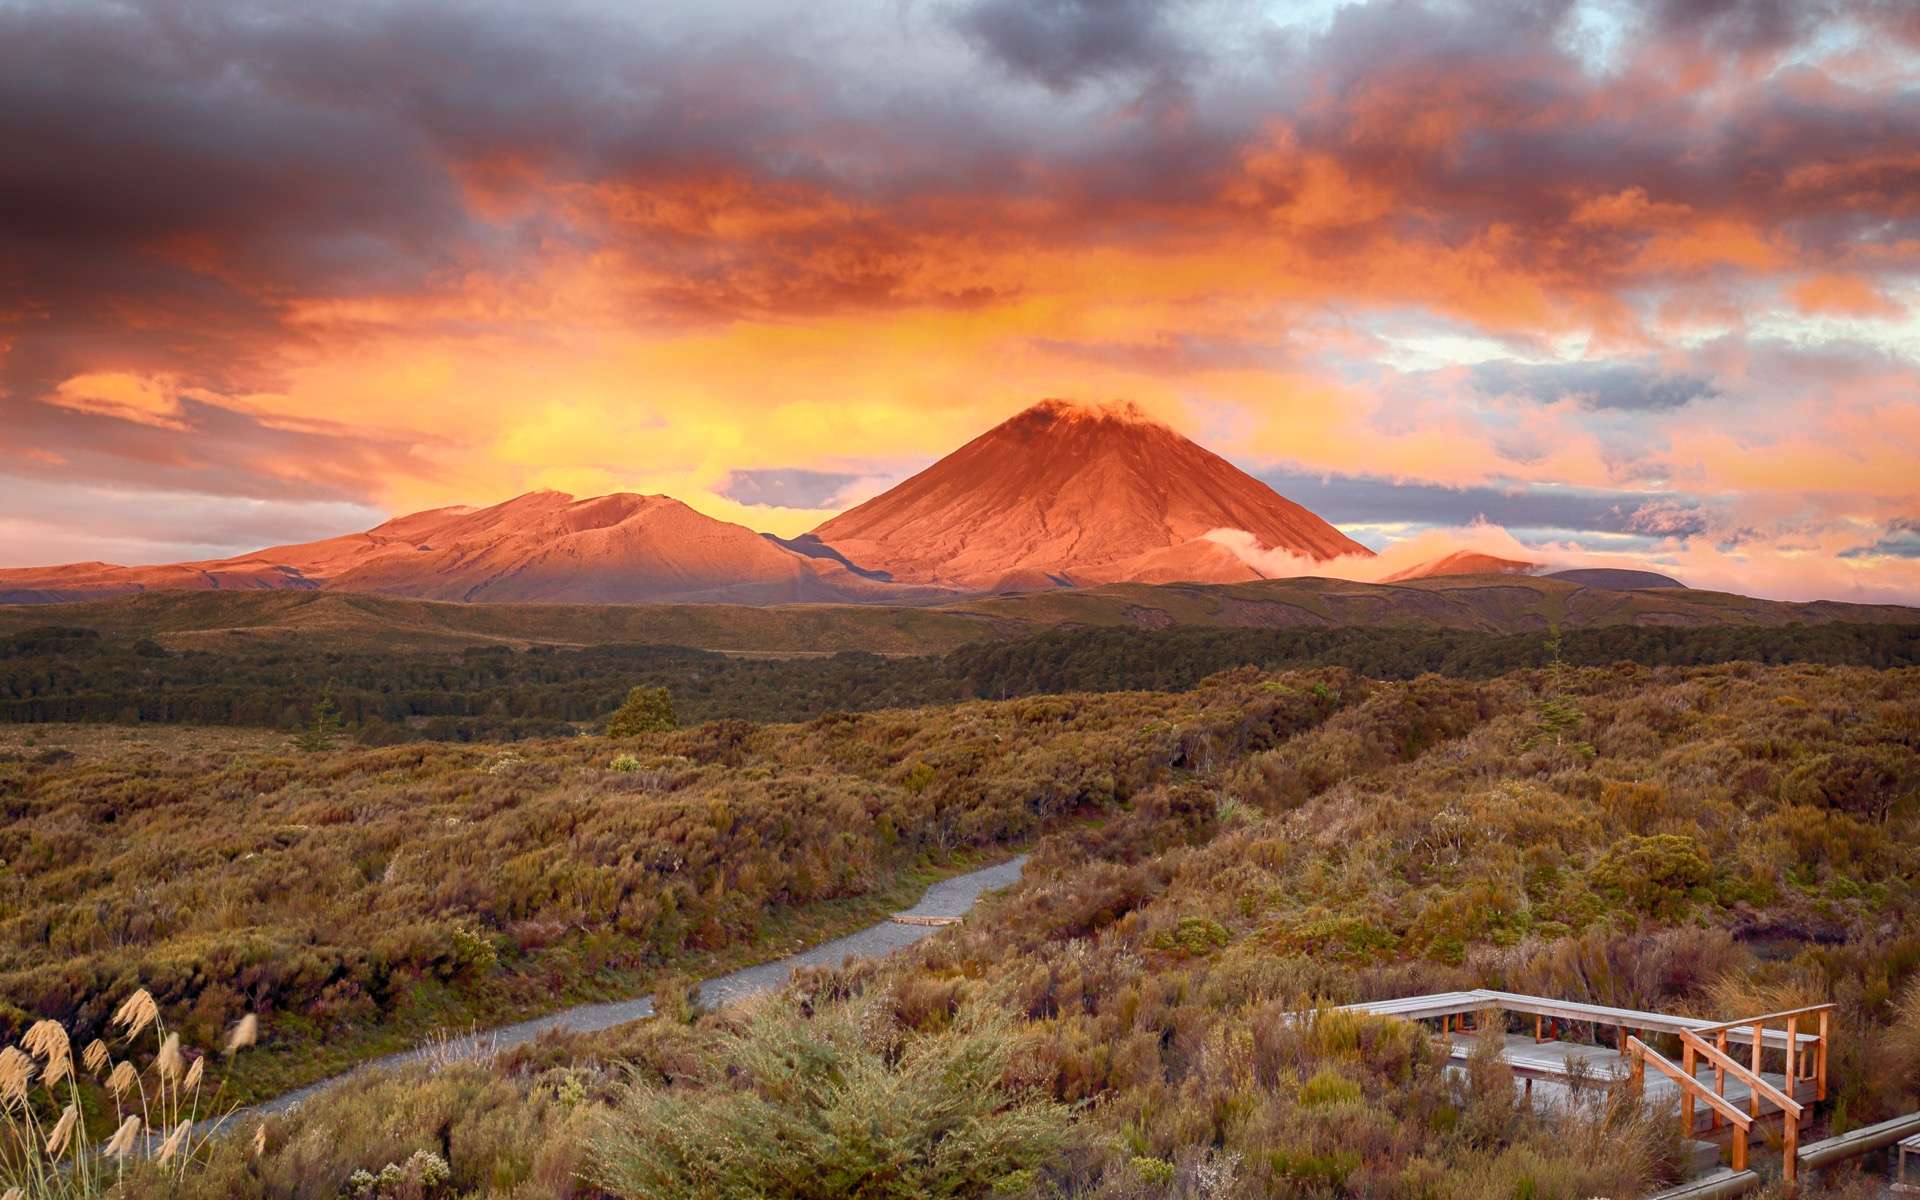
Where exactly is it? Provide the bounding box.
[238,854,1028,1121]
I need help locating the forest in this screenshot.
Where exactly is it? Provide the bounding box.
[1,658,1916,1198]
[3,619,1917,739]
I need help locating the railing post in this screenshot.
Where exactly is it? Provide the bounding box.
[1534,1013,1543,1043]
[1731,1125,1746,1173]
[1815,1009,1828,1102]
[1629,1044,1644,1093]
[1681,1041,1697,1132]
[1750,1023,1764,1119]
[1713,1031,1728,1130]
[1783,1107,1798,1184]
[1785,1015,1798,1098]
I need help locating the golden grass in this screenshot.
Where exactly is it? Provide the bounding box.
[0,990,259,1198]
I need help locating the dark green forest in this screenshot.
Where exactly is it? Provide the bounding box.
[3,620,1918,739]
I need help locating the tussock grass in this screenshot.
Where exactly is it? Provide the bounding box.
[0,990,256,1198]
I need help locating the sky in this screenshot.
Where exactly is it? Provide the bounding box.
[2,0,1918,601]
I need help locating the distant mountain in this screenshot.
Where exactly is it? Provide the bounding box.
[0,492,934,606]
[1544,568,1686,590]
[1383,550,1535,582]
[0,399,1776,610]
[810,399,1371,590]
[1,400,1374,605]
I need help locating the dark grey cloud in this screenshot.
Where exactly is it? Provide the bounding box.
[4,0,1915,390]
[1840,518,1920,560]
[1469,360,1717,411]
[1257,467,1708,539]
[1648,0,1816,62]
[721,468,867,509]
[946,0,1197,92]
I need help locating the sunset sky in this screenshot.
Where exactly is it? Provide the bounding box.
[4,0,1919,600]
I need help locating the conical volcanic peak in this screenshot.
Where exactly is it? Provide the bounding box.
[0,490,917,605]
[810,399,1371,589]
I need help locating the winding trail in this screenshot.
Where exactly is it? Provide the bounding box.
[238,855,1028,1121]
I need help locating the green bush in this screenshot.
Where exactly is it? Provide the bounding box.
[1589,834,1713,920]
[587,995,1077,1199]
[1299,1067,1364,1108]
[1152,916,1230,956]
[607,687,677,737]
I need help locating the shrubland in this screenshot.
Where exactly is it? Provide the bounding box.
[2,660,1916,1198]
[0,671,1349,1102]
[3,621,1917,740]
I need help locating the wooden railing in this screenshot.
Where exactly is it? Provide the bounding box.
[1691,1003,1832,1106]
[1340,989,1835,1186]
[1628,1036,1754,1173]
[1627,1007,1830,1184]
[1676,1029,1803,1177]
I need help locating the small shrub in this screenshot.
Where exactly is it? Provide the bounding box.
[344,1150,453,1200]
[1299,1067,1364,1108]
[1152,916,1230,956]
[607,687,677,737]
[904,761,937,794]
[587,995,1077,1199]
[1589,834,1713,920]
[447,925,500,978]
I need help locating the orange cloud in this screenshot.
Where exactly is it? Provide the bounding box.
[1789,274,1904,317]
[46,373,190,430]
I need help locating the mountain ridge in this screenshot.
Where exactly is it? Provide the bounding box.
[0,491,943,606]
[0,399,1382,605]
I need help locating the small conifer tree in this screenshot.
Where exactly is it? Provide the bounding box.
[292,689,343,752]
[607,686,676,737]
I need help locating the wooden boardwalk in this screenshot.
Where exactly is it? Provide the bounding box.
[1335,989,1832,1182]
[1437,1031,1814,1131]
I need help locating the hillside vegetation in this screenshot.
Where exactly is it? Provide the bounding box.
[4,619,1918,740]
[3,660,1917,1198]
[1,574,1912,656]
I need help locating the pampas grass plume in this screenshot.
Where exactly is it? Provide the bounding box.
[111,989,159,1043]
[225,1013,259,1055]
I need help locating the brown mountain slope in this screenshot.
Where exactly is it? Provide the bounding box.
[811,399,1371,589]
[0,492,934,606]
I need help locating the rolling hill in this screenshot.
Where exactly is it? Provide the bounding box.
[4,573,1911,656]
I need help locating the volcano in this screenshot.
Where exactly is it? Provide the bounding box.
[2,400,1371,605]
[0,492,916,605]
[809,399,1371,590]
